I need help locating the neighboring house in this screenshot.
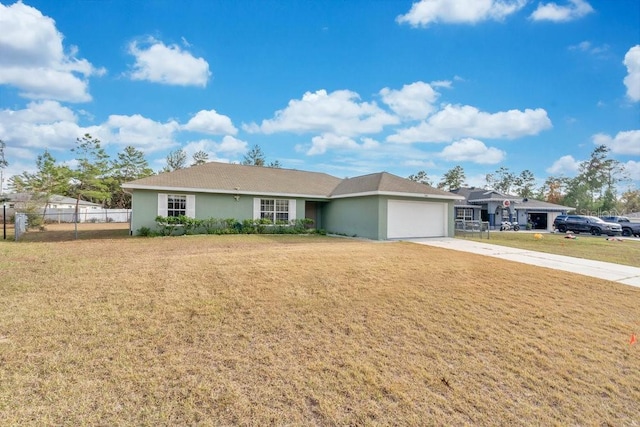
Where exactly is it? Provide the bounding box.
[450,187,574,231]
[122,162,464,240]
[0,193,113,223]
[1,193,101,215]
[46,194,102,210]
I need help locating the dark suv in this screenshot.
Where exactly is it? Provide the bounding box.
[599,216,640,237]
[553,215,622,236]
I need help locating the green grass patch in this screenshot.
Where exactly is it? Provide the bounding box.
[460,231,640,267]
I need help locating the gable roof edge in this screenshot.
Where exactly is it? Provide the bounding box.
[330,190,464,200]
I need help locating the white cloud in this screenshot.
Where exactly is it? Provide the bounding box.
[623,45,640,102]
[431,80,453,88]
[216,135,249,154]
[127,37,211,87]
[168,136,248,165]
[180,140,212,158]
[0,2,104,102]
[248,89,399,136]
[2,100,76,124]
[105,114,180,152]
[297,134,383,156]
[388,104,552,143]
[592,130,640,156]
[530,0,594,22]
[568,41,609,57]
[546,155,580,175]
[623,160,640,182]
[379,81,440,120]
[397,0,526,27]
[183,109,238,135]
[465,173,492,188]
[305,134,360,156]
[0,101,91,151]
[439,138,505,164]
[360,137,381,150]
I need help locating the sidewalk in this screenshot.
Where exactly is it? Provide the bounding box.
[409,238,640,288]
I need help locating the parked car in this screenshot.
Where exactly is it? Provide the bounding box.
[553,215,568,224]
[599,216,640,237]
[553,215,622,236]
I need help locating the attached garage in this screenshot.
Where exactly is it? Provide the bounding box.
[387,199,447,239]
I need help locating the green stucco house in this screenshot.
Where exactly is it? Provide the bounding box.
[122,162,463,240]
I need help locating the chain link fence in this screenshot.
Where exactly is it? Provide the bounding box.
[3,209,131,241]
[455,219,490,239]
[30,208,131,225]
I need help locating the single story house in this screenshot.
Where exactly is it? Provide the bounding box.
[1,193,102,219]
[450,187,574,231]
[122,162,464,240]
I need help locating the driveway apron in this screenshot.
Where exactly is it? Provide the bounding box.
[408,238,640,288]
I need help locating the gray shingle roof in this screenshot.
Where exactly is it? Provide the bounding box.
[122,163,463,200]
[331,172,461,199]
[49,195,102,206]
[451,187,573,210]
[123,162,343,197]
[516,199,574,211]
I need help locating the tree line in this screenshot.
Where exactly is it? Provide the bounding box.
[407,145,639,215]
[0,136,638,214]
[2,135,279,209]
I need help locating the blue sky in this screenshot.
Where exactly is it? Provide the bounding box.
[1,0,638,191]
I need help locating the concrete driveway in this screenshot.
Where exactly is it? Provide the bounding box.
[409,237,640,288]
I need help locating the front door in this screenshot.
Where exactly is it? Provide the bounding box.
[305,201,320,229]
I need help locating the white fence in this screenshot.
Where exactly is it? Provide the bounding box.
[42,208,131,223]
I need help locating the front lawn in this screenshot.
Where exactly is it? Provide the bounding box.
[1,235,638,425]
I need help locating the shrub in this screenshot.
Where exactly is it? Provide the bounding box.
[242,219,258,234]
[25,212,43,230]
[137,226,154,237]
[155,215,185,236]
[147,216,321,238]
[292,218,314,232]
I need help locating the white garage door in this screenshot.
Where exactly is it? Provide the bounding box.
[387,200,447,239]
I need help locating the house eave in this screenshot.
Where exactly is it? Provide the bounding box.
[121,184,331,200]
[331,191,464,200]
[514,206,572,211]
[468,198,519,203]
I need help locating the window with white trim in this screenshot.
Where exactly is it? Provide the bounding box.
[167,194,187,217]
[254,198,296,224]
[456,208,473,221]
[158,194,195,218]
[260,198,289,223]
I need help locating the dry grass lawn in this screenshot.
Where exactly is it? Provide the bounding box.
[17,222,130,242]
[1,231,639,425]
